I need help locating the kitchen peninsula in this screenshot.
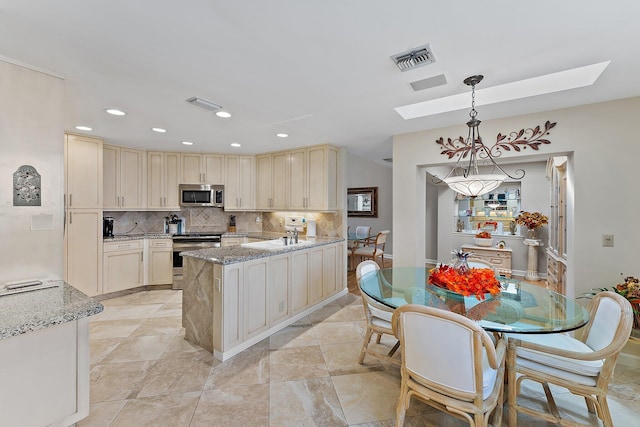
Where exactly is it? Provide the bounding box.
[181,236,346,361]
[0,281,103,426]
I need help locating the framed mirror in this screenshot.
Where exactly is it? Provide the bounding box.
[348,187,378,217]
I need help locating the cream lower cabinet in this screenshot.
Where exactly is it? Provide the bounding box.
[147,239,173,285]
[243,258,269,339]
[65,209,103,297]
[291,250,310,314]
[270,253,291,324]
[103,240,144,293]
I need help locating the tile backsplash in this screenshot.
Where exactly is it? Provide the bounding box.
[104,208,343,236]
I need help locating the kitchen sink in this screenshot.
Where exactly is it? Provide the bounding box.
[241,238,312,250]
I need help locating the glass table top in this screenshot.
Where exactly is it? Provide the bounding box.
[359,267,590,334]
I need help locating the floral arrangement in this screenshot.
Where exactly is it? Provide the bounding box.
[475,231,492,239]
[614,276,640,302]
[515,211,548,230]
[428,264,501,300]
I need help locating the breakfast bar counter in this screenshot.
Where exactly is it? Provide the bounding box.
[180,237,347,361]
[0,281,103,426]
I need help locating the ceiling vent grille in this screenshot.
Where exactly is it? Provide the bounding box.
[186,97,223,111]
[391,45,435,72]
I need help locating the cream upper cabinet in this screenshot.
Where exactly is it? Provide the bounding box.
[64,134,103,209]
[287,145,338,211]
[288,148,308,210]
[147,151,180,210]
[180,153,224,184]
[103,145,145,209]
[255,154,273,210]
[307,145,338,211]
[272,151,289,209]
[225,155,255,210]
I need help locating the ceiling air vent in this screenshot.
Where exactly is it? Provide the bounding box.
[391,45,435,72]
[186,96,223,111]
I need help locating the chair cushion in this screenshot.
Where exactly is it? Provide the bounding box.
[354,247,383,257]
[369,305,393,322]
[507,333,603,377]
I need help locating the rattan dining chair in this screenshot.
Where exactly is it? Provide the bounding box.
[392,304,506,427]
[506,291,633,427]
[356,260,400,365]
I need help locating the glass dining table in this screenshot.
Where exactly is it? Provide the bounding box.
[359,267,590,334]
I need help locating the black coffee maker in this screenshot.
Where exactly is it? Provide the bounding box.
[103,216,114,238]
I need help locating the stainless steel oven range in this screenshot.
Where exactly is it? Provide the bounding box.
[172,233,222,289]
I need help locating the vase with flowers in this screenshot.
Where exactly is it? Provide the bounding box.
[515,211,548,239]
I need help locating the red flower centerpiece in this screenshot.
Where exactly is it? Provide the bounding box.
[428,264,501,301]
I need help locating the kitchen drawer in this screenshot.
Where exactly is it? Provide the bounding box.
[104,240,143,252]
[149,239,172,249]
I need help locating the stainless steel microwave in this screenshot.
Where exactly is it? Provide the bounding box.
[179,184,224,207]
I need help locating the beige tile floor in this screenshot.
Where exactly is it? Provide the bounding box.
[80,289,640,427]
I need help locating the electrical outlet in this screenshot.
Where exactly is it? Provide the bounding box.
[602,234,614,247]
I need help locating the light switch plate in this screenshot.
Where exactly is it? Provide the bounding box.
[602,234,614,247]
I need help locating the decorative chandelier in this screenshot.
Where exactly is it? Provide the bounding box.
[433,75,525,197]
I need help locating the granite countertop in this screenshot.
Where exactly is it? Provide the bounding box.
[0,281,104,339]
[104,233,172,242]
[181,236,344,265]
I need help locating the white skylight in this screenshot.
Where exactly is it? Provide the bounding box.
[394,61,611,120]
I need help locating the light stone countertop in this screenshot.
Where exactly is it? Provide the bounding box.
[104,233,173,242]
[0,280,103,339]
[181,236,344,265]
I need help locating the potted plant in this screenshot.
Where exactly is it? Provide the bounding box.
[580,275,640,329]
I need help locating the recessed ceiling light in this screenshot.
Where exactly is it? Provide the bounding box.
[230,143,241,147]
[394,61,611,120]
[151,127,167,133]
[181,141,194,146]
[105,108,126,116]
[276,133,288,138]
[75,125,92,131]
[216,111,232,118]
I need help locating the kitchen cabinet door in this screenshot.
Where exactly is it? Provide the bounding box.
[181,153,203,183]
[255,154,273,209]
[225,155,255,210]
[148,239,173,285]
[65,134,103,209]
[65,209,102,296]
[103,240,144,293]
[103,145,145,209]
[147,152,180,210]
[322,244,338,297]
[288,148,307,210]
[269,253,291,324]
[243,258,269,338]
[307,145,338,211]
[271,151,288,209]
[308,246,324,305]
[222,264,243,349]
[203,154,224,184]
[291,250,310,314]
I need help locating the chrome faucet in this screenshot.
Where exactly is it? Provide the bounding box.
[293,228,299,244]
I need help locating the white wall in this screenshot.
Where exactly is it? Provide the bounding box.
[346,152,393,254]
[393,97,640,297]
[0,59,65,281]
